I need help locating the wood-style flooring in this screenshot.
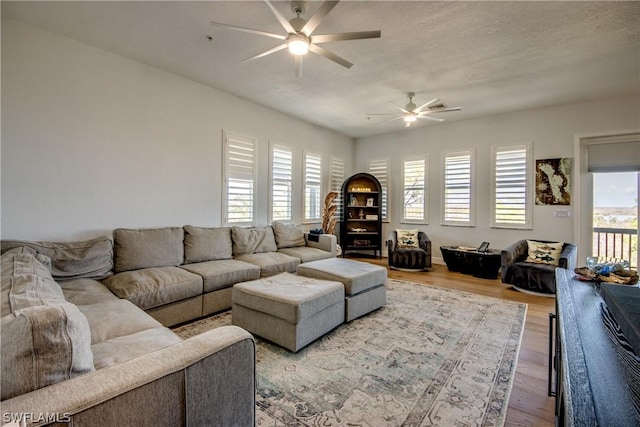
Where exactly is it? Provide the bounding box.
[353,258,556,427]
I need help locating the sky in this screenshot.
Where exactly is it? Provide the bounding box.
[593,172,639,208]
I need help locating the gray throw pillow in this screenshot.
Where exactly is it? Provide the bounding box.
[272,222,306,249]
[183,226,233,263]
[232,227,278,255]
[1,302,95,400]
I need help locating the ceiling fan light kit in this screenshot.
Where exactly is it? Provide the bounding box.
[210,0,381,77]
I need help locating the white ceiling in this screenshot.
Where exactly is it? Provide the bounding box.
[3,1,640,138]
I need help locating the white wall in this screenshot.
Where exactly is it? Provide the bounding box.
[1,20,354,241]
[355,95,640,262]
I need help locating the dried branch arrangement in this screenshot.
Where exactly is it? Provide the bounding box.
[321,192,338,235]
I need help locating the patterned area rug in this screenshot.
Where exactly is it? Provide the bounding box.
[173,279,527,426]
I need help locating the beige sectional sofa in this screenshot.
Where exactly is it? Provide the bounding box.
[1,222,335,426]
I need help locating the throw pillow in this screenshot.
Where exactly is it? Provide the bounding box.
[232,227,278,255]
[525,240,564,266]
[1,302,95,401]
[272,222,306,249]
[396,229,420,248]
[183,226,233,263]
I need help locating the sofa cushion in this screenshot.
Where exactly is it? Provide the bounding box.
[113,227,184,273]
[235,252,300,277]
[180,259,260,293]
[1,253,66,317]
[1,237,113,280]
[103,266,203,310]
[1,302,95,400]
[526,240,564,266]
[60,278,121,306]
[184,226,233,263]
[272,222,306,249]
[232,226,277,255]
[278,246,333,263]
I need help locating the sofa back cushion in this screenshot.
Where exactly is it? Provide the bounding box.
[232,227,278,256]
[1,302,94,400]
[1,237,113,280]
[272,222,306,249]
[1,252,66,317]
[113,227,184,273]
[183,226,233,263]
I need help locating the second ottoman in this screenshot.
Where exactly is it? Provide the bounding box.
[232,272,344,352]
[297,258,387,322]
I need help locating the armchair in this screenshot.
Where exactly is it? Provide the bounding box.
[501,239,577,295]
[387,230,431,271]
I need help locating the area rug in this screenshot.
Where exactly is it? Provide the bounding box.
[173,279,527,426]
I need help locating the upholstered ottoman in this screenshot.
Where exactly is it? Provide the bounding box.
[296,258,387,322]
[231,272,344,352]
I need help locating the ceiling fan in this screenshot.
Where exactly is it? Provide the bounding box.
[210,0,381,77]
[367,93,462,128]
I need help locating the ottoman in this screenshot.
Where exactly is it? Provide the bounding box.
[232,272,344,352]
[296,258,387,322]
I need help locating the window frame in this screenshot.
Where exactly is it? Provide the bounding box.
[222,130,256,227]
[491,143,533,230]
[401,155,429,224]
[441,150,476,227]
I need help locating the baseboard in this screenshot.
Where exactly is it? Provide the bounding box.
[432,256,445,265]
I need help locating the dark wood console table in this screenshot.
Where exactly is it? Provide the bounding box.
[553,268,640,426]
[440,246,502,279]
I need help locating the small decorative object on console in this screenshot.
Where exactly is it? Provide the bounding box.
[574,257,638,285]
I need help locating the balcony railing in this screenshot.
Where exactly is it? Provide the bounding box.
[592,227,638,268]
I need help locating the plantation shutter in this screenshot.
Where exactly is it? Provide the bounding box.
[223,133,255,226]
[304,152,322,221]
[369,159,389,220]
[403,158,426,222]
[271,145,293,222]
[492,145,531,228]
[443,152,473,225]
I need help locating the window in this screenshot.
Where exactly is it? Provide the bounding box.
[270,143,293,222]
[491,144,532,229]
[442,151,475,226]
[402,156,428,223]
[223,131,256,226]
[330,156,345,222]
[304,152,322,222]
[369,159,389,221]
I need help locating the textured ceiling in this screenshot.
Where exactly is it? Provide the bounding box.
[3,1,640,138]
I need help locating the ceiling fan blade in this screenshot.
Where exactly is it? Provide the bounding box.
[308,44,353,68]
[263,0,297,34]
[417,115,445,122]
[389,101,410,114]
[368,115,404,125]
[301,1,340,35]
[419,107,462,114]
[365,113,401,116]
[311,30,382,44]
[210,21,286,40]
[413,98,439,113]
[242,44,287,62]
[295,55,303,78]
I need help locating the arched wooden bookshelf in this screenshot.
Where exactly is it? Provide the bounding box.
[340,172,382,258]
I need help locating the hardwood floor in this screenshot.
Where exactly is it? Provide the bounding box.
[353,258,556,427]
